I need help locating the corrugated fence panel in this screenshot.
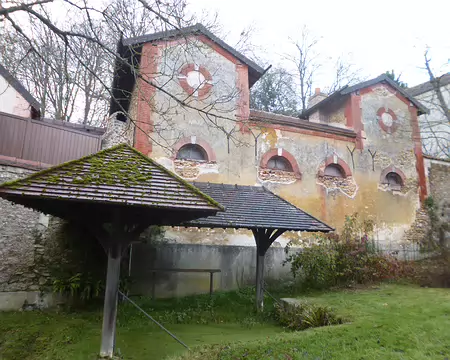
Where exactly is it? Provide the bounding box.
[0,112,102,165]
[0,113,27,157]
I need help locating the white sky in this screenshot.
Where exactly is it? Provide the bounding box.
[188,0,450,89]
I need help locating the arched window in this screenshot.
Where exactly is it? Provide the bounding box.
[176,144,207,161]
[324,164,345,178]
[267,156,293,172]
[384,172,403,190]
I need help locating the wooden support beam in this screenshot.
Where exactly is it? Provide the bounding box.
[100,242,122,358]
[252,228,286,312]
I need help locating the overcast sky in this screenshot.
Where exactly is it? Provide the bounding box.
[188,0,449,89]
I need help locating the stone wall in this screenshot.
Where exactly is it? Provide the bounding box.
[0,165,41,292]
[130,243,293,297]
[428,160,450,245]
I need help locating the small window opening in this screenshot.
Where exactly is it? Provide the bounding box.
[385,172,403,189]
[176,144,207,161]
[267,156,293,172]
[324,164,345,178]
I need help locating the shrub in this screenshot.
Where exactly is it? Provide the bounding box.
[274,302,342,331]
[284,213,408,289]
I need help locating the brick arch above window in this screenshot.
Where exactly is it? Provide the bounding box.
[318,155,352,177]
[380,165,406,186]
[172,136,216,162]
[260,149,301,180]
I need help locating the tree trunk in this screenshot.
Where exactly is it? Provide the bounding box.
[100,244,122,358]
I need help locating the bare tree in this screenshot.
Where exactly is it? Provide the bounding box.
[286,26,320,112]
[0,0,254,146]
[424,50,450,125]
[326,56,364,94]
[250,66,299,116]
[414,51,450,158]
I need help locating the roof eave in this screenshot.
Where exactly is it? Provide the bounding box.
[123,23,265,82]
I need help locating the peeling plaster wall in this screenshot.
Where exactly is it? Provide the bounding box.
[148,82,422,247]
[129,38,424,249]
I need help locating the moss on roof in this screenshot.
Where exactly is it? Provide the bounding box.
[0,144,223,210]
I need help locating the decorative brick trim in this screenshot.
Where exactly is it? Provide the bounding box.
[236,62,250,133]
[260,149,301,179]
[172,136,216,162]
[0,155,51,171]
[318,155,352,177]
[178,64,213,100]
[134,43,158,156]
[409,106,427,203]
[344,94,364,149]
[377,107,398,134]
[380,165,406,185]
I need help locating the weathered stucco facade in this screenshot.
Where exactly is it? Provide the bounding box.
[127,33,428,248]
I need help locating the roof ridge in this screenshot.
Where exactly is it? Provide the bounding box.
[122,23,264,75]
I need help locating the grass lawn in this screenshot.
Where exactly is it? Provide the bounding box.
[0,288,282,359]
[1,284,450,359]
[173,284,450,360]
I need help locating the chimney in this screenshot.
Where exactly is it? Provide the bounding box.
[308,88,327,109]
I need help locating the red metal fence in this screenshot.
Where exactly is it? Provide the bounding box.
[0,112,103,165]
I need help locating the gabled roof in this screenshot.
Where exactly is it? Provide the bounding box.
[302,74,429,118]
[0,144,223,213]
[0,63,41,113]
[185,182,333,232]
[407,73,450,97]
[123,23,265,87]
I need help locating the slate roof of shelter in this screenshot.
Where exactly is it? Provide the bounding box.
[185,182,333,232]
[302,74,429,118]
[407,73,450,97]
[0,144,223,212]
[0,63,41,111]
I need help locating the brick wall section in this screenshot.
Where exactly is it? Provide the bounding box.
[134,43,159,156]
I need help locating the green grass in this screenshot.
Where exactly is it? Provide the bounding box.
[172,284,450,360]
[0,288,282,359]
[1,284,450,359]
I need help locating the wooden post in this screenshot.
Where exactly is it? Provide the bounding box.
[255,250,265,312]
[252,228,286,312]
[100,243,122,358]
[209,272,214,296]
[151,271,156,300]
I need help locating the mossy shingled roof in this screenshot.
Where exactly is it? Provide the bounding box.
[0,144,223,212]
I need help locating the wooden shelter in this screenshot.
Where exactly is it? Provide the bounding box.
[185,182,333,310]
[0,144,223,358]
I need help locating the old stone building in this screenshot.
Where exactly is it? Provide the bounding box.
[1,24,448,304]
[111,24,429,248]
